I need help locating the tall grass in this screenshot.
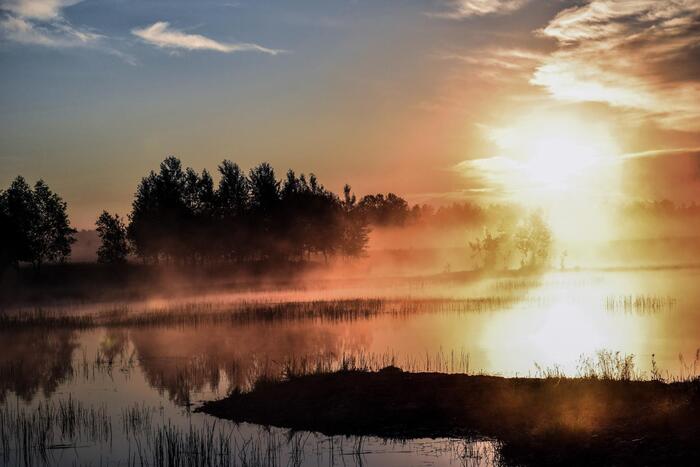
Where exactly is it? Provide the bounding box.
[0,296,530,329]
[604,294,676,313]
[0,396,112,466]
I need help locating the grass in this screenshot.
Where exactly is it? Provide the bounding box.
[2,396,474,467]
[605,294,677,313]
[0,296,532,329]
[0,396,112,466]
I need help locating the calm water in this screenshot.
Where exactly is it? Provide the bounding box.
[1,268,699,466]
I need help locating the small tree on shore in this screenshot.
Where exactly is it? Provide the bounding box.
[96,211,130,264]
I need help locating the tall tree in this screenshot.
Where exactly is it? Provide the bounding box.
[341,185,370,258]
[96,211,130,264]
[0,177,76,270]
[0,176,36,267]
[32,180,77,268]
[217,161,249,260]
[248,163,280,259]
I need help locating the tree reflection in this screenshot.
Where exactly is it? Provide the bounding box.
[0,329,77,402]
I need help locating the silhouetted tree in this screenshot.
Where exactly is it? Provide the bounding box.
[184,167,216,262]
[126,157,369,265]
[0,177,36,268]
[127,171,159,262]
[0,176,76,270]
[216,161,249,261]
[341,185,370,258]
[358,193,410,226]
[32,180,76,268]
[128,156,191,263]
[248,162,280,259]
[95,211,130,264]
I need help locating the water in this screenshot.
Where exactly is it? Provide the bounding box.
[1,268,699,466]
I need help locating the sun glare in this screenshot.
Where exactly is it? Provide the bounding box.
[480,112,622,241]
[486,113,620,194]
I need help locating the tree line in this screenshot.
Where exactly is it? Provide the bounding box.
[113,156,372,264]
[2,156,432,268]
[1,155,558,270]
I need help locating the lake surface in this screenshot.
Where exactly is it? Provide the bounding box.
[1,268,699,466]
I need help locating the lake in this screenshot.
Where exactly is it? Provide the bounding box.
[1,267,698,466]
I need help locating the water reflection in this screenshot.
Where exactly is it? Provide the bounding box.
[0,329,77,402]
[1,269,699,405]
[131,322,371,404]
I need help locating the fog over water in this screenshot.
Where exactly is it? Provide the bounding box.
[2,266,698,466]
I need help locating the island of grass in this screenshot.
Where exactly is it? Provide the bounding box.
[199,367,700,466]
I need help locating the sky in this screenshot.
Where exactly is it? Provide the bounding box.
[1,0,700,228]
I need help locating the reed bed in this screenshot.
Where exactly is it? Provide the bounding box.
[2,396,481,467]
[0,296,532,329]
[604,294,677,313]
[0,396,112,466]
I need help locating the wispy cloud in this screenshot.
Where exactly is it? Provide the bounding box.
[431,0,529,19]
[0,0,134,62]
[531,0,700,131]
[620,147,700,160]
[0,0,99,46]
[439,47,545,82]
[0,13,99,47]
[132,22,281,55]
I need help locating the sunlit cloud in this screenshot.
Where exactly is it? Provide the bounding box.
[1,0,81,20]
[621,147,700,160]
[439,47,545,83]
[132,22,282,55]
[532,0,700,130]
[431,0,529,19]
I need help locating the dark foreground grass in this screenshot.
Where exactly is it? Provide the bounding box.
[199,368,700,466]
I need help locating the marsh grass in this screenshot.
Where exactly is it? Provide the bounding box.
[0,396,112,466]
[2,396,481,467]
[0,296,532,329]
[604,294,677,313]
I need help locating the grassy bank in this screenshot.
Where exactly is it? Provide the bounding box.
[199,368,700,466]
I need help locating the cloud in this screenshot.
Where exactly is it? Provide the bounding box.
[0,0,103,48]
[0,13,99,47]
[531,0,700,131]
[439,47,545,82]
[432,0,530,19]
[132,22,281,55]
[1,0,82,20]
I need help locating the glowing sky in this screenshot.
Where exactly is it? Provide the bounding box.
[1,0,700,227]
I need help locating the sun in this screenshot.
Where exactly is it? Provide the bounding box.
[484,112,620,196]
[476,111,623,242]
